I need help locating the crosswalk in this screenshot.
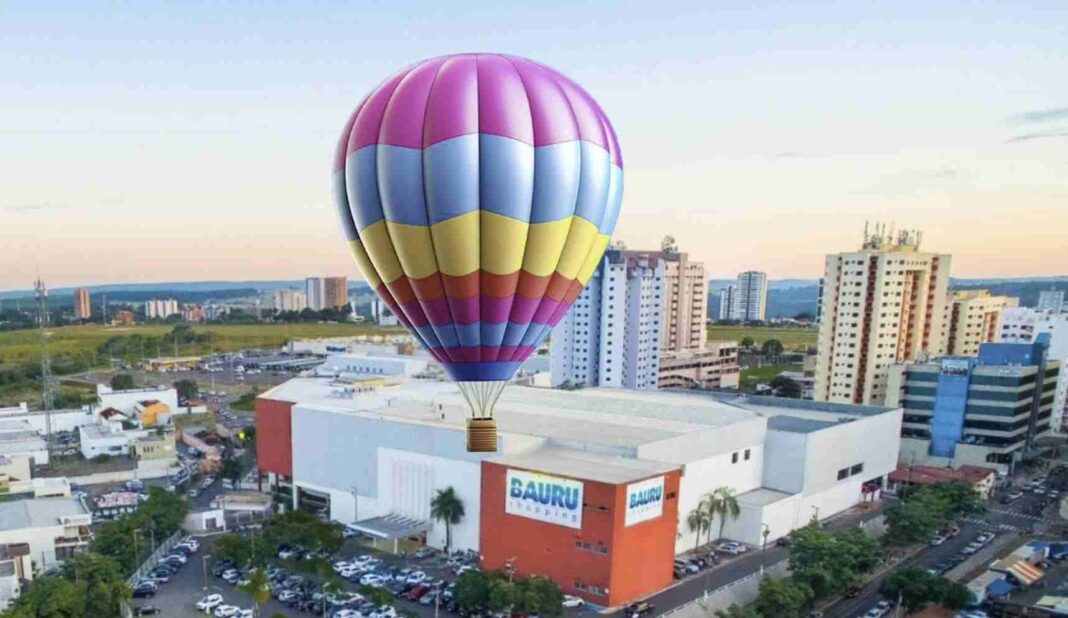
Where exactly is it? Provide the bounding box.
[988,507,1062,524]
[961,516,1022,532]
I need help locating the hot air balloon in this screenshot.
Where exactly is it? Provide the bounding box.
[332,53,623,452]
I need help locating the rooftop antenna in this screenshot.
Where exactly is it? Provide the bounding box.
[34,275,55,468]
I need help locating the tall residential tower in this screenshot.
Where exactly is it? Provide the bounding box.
[814,225,951,405]
[73,287,91,320]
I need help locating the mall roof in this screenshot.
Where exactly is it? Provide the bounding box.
[488,447,679,484]
[0,497,89,531]
[767,416,840,434]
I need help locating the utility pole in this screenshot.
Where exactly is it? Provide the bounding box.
[35,277,55,468]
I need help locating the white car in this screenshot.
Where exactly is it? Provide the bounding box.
[334,611,362,618]
[333,561,353,572]
[196,594,224,611]
[236,611,253,618]
[179,541,200,553]
[930,535,946,546]
[361,573,386,586]
[563,595,586,608]
[406,571,428,585]
[214,606,240,618]
[374,606,399,618]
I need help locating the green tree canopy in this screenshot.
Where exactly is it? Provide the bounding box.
[715,604,760,618]
[754,576,813,618]
[109,372,135,390]
[740,336,756,348]
[761,339,785,358]
[6,575,86,617]
[61,552,129,618]
[221,457,245,486]
[769,375,803,399]
[173,378,199,401]
[880,567,972,613]
[788,524,880,598]
[430,486,465,551]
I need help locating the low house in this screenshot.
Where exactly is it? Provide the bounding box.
[78,424,129,459]
[91,491,142,520]
[887,463,997,499]
[0,497,92,575]
[135,400,171,427]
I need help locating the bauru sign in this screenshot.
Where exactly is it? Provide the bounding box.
[624,476,665,527]
[505,469,583,529]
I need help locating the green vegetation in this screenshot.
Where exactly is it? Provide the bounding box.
[221,457,245,486]
[236,567,272,616]
[883,481,985,548]
[769,375,803,398]
[172,412,216,430]
[454,570,563,617]
[232,389,258,411]
[787,524,880,599]
[173,378,198,400]
[706,325,816,350]
[880,566,971,613]
[430,486,466,552]
[4,552,129,618]
[739,364,802,393]
[109,372,136,390]
[686,486,741,547]
[0,322,404,365]
[753,576,813,618]
[91,486,189,573]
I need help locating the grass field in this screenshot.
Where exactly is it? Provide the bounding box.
[706,325,817,350]
[0,322,406,365]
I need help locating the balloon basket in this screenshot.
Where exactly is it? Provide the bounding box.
[467,417,498,452]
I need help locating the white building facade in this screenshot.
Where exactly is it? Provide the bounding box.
[735,271,769,322]
[274,289,308,312]
[550,249,664,390]
[306,277,326,311]
[1000,307,1068,429]
[144,298,179,319]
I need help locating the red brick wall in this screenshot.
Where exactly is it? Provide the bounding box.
[255,397,293,477]
[480,462,679,607]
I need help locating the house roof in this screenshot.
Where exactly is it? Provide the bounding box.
[888,464,997,486]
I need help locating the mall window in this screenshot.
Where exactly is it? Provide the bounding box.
[850,463,864,476]
[837,468,849,480]
[732,452,739,464]
[744,449,751,461]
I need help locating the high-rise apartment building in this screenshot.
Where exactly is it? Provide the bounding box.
[275,289,307,312]
[1000,307,1068,430]
[941,290,1017,356]
[181,305,205,322]
[305,277,325,311]
[550,248,664,390]
[1038,289,1065,313]
[718,285,737,320]
[735,271,768,322]
[660,247,707,351]
[814,225,951,405]
[73,287,91,320]
[324,277,348,309]
[144,298,179,320]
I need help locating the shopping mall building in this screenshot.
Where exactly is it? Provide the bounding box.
[257,378,901,606]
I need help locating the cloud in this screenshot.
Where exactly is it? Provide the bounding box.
[1,203,70,213]
[1006,130,1068,143]
[1013,106,1068,124]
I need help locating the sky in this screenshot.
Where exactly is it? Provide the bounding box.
[3,1,1067,291]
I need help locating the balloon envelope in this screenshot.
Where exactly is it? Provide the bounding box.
[333,53,623,383]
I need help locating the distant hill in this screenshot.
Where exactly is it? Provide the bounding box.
[0,279,373,302]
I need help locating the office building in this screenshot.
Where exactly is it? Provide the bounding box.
[112,310,135,326]
[72,288,90,321]
[735,271,769,322]
[144,298,179,320]
[181,304,204,322]
[719,285,738,320]
[550,248,664,390]
[324,276,348,309]
[1038,289,1065,313]
[660,249,707,351]
[275,289,307,312]
[1000,307,1068,430]
[306,277,325,311]
[886,337,1059,471]
[658,342,740,390]
[257,378,900,606]
[942,290,1018,356]
[814,225,951,405]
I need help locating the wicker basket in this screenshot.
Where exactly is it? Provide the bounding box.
[466,417,498,452]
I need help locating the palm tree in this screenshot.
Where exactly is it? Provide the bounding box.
[703,486,742,542]
[686,507,711,551]
[430,486,465,552]
[237,567,271,617]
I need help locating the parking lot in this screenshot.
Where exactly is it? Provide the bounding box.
[137,534,598,618]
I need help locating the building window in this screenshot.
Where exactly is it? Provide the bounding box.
[837,468,849,480]
[744,449,751,461]
[732,452,739,464]
[851,463,864,476]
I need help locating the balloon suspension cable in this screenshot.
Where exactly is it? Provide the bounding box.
[459,381,505,453]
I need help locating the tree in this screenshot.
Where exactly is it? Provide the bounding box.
[883,495,944,548]
[787,524,880,599]
[515,576,563,618]
[881,567,971,613]
[61,552,129,618]
[237,568,271,617]
[455,571,491,612]
[262,510,344,557]
[754,576,813,618]
[173,378,199,401]
[769,375,803,399]
[430,486,465,552]
[359,584,395,607]
[6,575,87,617]
[109,373,135,390]
[761,339,785,359]
[703,487,741,541]
[715,604,760,618]
[740,336,756,349]
[91,516,140,573]
[221,457,245,487]
[138,485,189,537]
[687,507,711,551]
[486,577,518,613]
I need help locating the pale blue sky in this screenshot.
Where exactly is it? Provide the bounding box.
[3,1,1067,289]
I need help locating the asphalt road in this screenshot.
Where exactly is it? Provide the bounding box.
[638,503,888,616]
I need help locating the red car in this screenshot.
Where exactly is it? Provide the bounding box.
[406,585,430,601]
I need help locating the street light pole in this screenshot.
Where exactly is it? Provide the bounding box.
[203,554,211,591]
[761,524,770,575]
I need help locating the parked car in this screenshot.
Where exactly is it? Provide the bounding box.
[214,606,241,618]
[414,547,436,559]
[626,602,655,618]
[930,535,946,546]
[405,585,431,602]
[562,595,586,608]
[134,606,162,616]
[196,594,224,611]
[715,542,748,555]
[131,583,157,598]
